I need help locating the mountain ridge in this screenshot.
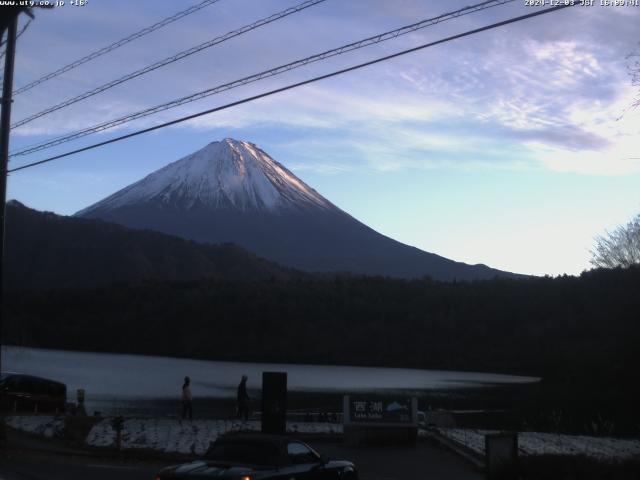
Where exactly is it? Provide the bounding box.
[5,200,297,290]
[77,138,522,281]
[77,138,334,215]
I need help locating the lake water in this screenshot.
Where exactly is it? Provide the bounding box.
[2,346,538,416]
[2,345,538,395]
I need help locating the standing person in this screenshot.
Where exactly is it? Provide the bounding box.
[237,375,250,421]
[182,376,193,420]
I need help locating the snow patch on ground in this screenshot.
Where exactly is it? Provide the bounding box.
[437,428,640,461]
[7,415,638,462]
[4,415,65,438]
[86,418,343,455]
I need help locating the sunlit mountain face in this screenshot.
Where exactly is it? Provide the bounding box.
[77,138,518,281]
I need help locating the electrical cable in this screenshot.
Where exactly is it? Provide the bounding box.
[0,19,31,70]
[8,3,576,174]
[11,0,327,129]
[12,0,224,96]
[10,0,514,156]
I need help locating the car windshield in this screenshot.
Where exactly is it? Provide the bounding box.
[205,442,279,466]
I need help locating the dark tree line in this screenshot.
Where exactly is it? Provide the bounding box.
[4,200,297,290]
[4,266,640,433]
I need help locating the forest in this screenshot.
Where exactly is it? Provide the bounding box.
[4,265,639,434]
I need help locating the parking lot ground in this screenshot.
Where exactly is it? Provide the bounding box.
[1,442,483,480]
[1,426,483,480]
[0,448,163,480]
[315,439,484,480]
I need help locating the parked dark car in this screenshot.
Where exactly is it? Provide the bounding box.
[155,434,358,480]
[0,373,67,414]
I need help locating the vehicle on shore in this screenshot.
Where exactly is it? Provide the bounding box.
[0,373,67,414]
[155,433,358,479]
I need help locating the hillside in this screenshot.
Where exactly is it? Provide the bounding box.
[4,200,296,290]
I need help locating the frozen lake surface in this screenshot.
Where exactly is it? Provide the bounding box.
[2,346,537,400]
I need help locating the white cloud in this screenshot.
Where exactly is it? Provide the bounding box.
[9,1,640,177]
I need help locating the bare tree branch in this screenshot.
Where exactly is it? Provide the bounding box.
[590,213,640,268]
[627,43,640,110]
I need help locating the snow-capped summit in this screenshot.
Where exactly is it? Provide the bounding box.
[77,138,332,215]
[77,139,518,280]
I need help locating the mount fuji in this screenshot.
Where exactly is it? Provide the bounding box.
[76,138,516,280]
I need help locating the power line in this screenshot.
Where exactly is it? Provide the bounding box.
[0,19,30,76]
[17,19,32,39]
[8,3,576,174]
[11,0,515,157]
[11,0,327,130]
[0,18,30,49]
[11,0,223,97]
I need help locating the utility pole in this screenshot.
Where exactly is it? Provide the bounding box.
[0,11,19,382]
[0,6,50,388]
[0,8,20,448]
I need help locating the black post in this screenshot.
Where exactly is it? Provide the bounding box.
[0,14,18,377]
[261,372,287,434]
[0,15,18,378]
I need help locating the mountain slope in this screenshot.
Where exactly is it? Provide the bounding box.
[5,200,296,290]
[77,138,519,281]
[76,139,332,214]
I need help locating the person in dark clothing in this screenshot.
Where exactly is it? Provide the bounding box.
[182,376,193,420]
[237,374,250,421]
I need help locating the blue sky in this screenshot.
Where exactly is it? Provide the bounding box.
[5,0,640,276]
